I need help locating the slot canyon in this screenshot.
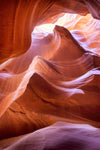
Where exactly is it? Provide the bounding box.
[0,0,100,149]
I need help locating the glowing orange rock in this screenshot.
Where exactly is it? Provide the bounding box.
[0,0,100,149]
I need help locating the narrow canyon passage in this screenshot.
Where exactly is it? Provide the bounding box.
[0,0,100,150]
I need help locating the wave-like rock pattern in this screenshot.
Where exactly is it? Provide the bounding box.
[0,0,88,64]
[4,122,100,150]
[0,0,100,149]
[0,25,100,140]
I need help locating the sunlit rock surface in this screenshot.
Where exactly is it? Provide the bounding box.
[0,0,100,149]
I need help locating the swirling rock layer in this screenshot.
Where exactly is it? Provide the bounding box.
[0,0,100,150]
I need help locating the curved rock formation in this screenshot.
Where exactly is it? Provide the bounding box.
[4,122,100,150]
[0,0,100,149]
[0,0,88,64]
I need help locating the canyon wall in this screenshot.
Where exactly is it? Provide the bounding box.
[0,0,100,149]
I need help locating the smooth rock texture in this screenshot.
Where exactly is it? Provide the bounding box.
[4,122,100,150]
[0,0,100,150]
[0,0,88,64]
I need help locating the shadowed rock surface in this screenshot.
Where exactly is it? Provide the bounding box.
[0,0,100,149]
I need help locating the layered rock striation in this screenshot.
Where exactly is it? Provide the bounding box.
[0,0,100,149]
